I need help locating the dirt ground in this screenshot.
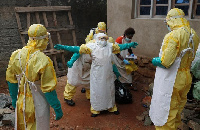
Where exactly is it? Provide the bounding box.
[49,76,155,130]
[0,76,155,130]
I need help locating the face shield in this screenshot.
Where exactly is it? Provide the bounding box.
[96,33,108,47]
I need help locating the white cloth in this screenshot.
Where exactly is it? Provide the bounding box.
[112,40,132,83]
[67,54,92,88]
[150,29,195,126]
[86,42,115,111]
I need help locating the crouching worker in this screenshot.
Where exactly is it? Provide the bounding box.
[6,24,63,130]
[54,33,138,117]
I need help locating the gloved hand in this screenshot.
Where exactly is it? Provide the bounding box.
[152,57,165,68]
[123,59,130,65]
[118,42,138,51]
[7,81,18,108]
[67,53,81,68]
[44,90,63,120]
[54,44,80,53]
[113,64,121,80]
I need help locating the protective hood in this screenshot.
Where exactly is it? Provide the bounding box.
[26,24,49,51]
[166,8,190,31]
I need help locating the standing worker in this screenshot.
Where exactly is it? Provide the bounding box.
[54,33,138,117]
[6,24,63,130]
[113,27,138,90]
[63,22,107,106]
[149,8,199,130]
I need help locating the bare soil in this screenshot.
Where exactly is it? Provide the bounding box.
[0,76,155,130]
[49,76,155,130]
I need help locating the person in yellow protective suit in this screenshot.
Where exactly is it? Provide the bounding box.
[54,33,138,117]
[85,22,106,43]
[149,8,199,130]
[6,24,63,130]
[64,22,114,106]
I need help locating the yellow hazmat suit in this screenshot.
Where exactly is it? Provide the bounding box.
[85,22,106,43]
[151,8,199,130]
[6,24,62,130]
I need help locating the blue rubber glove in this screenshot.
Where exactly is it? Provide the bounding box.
[54,44,80,53]
[152,57,165,68]
[118,42,138,51]
[7,81,18,108]
[44,90,63,120]
[113,64,121,80]
[123,59,130,65]
[67,53,81,68]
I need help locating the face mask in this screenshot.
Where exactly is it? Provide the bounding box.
[125,37,131,42]
[167,25,171,32]
[98,40,107,47]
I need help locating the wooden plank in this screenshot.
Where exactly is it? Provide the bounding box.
[52,11,67,70]
[42,12,49,27]
[15,13,22,30]
[53,12,57,26]
[67,11,73,25]
[27,13,30,28]
[53,56,59,72]
[68,11,77,45]
[43,49,64,55]
[20,26,75,34]
[35,12,40,23]
[61,53,66,70]
[15,6,71,13]
[15,12,26,46]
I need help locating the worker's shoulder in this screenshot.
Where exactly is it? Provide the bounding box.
[115,36,123,44]
[11,49,21,55]
[35,51,51,63]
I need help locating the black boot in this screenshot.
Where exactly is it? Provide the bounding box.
[64,99,75,106]
[114,110,120,115]
[91,113,98,117]
[81,88,86,93]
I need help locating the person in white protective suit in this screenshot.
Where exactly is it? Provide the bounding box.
[6,24,63,130]
[149,8,199,130]
[63,22,107,106]
[63,52,92,106]
[64,22,116,106]
[54,33,138,117]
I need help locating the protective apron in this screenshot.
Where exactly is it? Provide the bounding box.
[87,42,115,111]
[149,29,194,126]
[16,50,50,130]
[113,40,132,83]
[67,54,92,88]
